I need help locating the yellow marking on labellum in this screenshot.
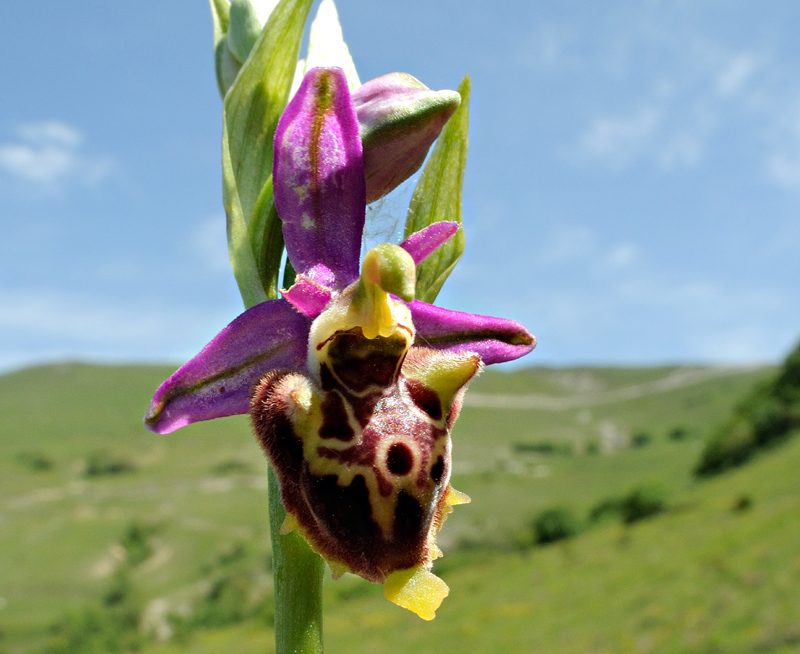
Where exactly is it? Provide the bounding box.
[284,381,400,538]
[403,350,482,421]
[285,374,450,541]
[307,282,415,398]
[383,566,449,620]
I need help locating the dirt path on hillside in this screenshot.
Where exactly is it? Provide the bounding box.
[4,474,269,512]
[464,365,763,411]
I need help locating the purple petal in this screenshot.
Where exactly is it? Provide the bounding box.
[282,273,333,317]
[400,222,460,265]
[274,67,365,288]
[352,73,460,203]
[408,300,535,365]
[144,299,311,434]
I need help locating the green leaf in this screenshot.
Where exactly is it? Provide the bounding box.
[404,75,470,304]
[224,0,312,228]
[214,34,243,99]
[247,176,286,300]
[222,120,269,309]
[221,0,314,304]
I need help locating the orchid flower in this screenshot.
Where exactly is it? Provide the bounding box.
[145,67,534,620]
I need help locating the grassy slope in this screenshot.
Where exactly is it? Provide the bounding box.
[1,362,796,653]
[322,435,800,654]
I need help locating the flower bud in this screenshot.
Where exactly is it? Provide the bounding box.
[227,0,277,64]
[353,73,461,203]
[214,34,242,96]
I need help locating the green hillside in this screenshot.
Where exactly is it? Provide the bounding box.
[1,362,797,653]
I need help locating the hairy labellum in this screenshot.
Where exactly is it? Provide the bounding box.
[250,283,480,619]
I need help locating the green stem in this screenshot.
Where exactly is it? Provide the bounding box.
[242,277,324,654]
[268,467,325,654]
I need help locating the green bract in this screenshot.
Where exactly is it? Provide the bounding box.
[222,0,313,307]
[405,76,471,304]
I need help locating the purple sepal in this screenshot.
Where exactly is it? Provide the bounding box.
[305,263,337,288]
[282,273,333,318]
[144,300,311,434]
[400,222,460,264]
[408,300,536,365]
[274,67,366,288]
[353,72,461,203]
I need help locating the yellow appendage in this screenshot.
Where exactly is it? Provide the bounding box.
[383,566,449,620]
[446,487,471,507]
[279,512,299,535]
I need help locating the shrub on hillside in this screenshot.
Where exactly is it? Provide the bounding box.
[631,431,652,448]
[531,507,581,545]
[620,482,668,524]
[695,338,800,477]
[43,571,144,654]
[750,396,792,447]
[695,418,755,477]
[668,426,690,441]
[774,343,800,403]
[513,441,572,456]
[84,451,136,477]
[191,574,252,627]
[120,523,158,567]
[587,497,624,524]
[209,459,252,475]
[17,450,54,471]
[42,605,143,654]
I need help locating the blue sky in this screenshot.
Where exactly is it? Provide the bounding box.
[2,0,800,373]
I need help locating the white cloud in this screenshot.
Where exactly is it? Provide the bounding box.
[602,243,639,269]
[569,109,661,169]
[535,225,595,267]
[765,106,800,189]
[17,121,82,147]
[715,52,759,97]
[516,23,580,72]
[542,5,775,175]
[691,324,788,362]
[0,288,164,343]
[0,121,113,190]
[535,225,641,273]
[616,276,794,362]
[657,133,704,169]
[768,152,800,188]
[0,286,235,373]
[190,214,231,273]
[524,268,794,364]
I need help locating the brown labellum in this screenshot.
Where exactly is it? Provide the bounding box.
[250,343,480,584]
